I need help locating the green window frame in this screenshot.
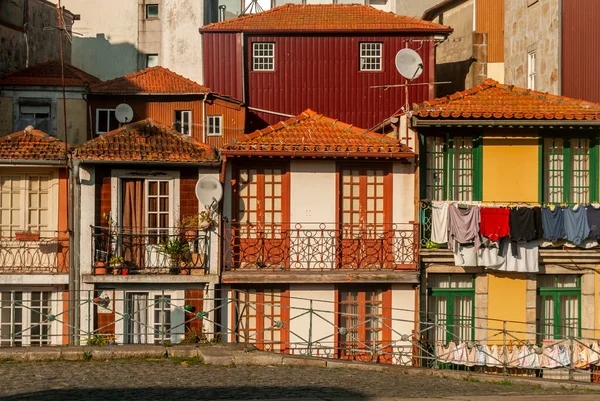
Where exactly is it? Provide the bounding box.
[428,274,475,343]
[536,275,581,341]
[420,134,482,201]
[540,136,598,204]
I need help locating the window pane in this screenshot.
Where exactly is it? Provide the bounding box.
[360,43,382,71]
[146,4,159,18]
[543,138,564,203]
[451,137,473,201]
[570,138,590,204]
[253,43,275,71]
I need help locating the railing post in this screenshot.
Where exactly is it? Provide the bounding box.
[569,336,574,381]
[87,290,91,342]
[371,317,377,363]
[10,291,16,346]
[502,321,507,376]
[307,299,313,356]
[161,289,165,345]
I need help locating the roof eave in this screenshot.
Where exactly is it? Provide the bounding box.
[74,159,221,166]
[412,117,600,128]
[90,91,210,96]
[0,158,68,166]
[201,28,453,35]
[220,150,415,159]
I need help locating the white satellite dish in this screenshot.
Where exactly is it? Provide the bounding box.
[115,103,134,123]
[395,49,424,81]
[196,176,223,207]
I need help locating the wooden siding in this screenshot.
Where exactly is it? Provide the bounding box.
[89,95,246,148]
[562,0,600,103]
[180,168,198,219]
[203,33,437,131]
[184,289,204,334]
[475,0,504,63]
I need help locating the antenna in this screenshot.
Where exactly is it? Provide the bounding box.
[196,176,223,207]
[115,103,134,124]
[395,48,423,81]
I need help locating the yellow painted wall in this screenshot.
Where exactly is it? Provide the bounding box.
[487,273,528,342]
[482,131,539,202]
[0,97,13,135]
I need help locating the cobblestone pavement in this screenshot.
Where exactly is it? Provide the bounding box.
[0,359,597,400]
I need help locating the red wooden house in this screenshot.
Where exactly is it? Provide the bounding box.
[200,4,452,131]
[88,66,246,148]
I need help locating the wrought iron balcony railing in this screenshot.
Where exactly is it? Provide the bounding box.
[224,223,418,271]
[0,230,69,274]
[91,226,210,275]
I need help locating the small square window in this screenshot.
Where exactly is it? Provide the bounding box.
[207,116,222,136]
[174,110,192,135]
[146,4,159,18]
[252,43,275,71]
[359,43,382,71]
[146,54,159,68]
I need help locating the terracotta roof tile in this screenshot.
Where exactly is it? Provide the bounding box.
[222,109,413,159]
[202,4,451,33]
[74,119,218,163]
[411,79,600,121]
[90,66,210,95]
[0,60,101,87]
[0,126,69,161]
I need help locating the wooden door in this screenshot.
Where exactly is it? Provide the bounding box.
[233,165,290,268]
[339,166,392,269]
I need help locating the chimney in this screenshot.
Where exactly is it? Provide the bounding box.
[219,5,226,22]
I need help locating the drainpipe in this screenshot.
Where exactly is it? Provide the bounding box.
[70,159,82,344]
[241,32,246,104]
[202,93,207,143]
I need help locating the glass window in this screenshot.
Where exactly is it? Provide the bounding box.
[153,295,171,344]
[0,174,51,236]
[146,54,159,68]
[428,274,474,343]
[207,116,222,136]
[537,275,580,341]
[96,109,119,135]
[528,51,536,90]
[1,290,55,346]
[174,110,192,135]
[359,43,382,71]
[252,43,275,71]
[146,4,159,18]
[19,105,50,133]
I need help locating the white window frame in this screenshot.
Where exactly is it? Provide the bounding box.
[207,115,223,137]
[146,54,159,68]
[528,51,536,90]
[174,110,192,136]
[96,108,118,135]
[0,288,64,346]
[252,43,275,71]
[0,171,57,236]
[359,42,383,72]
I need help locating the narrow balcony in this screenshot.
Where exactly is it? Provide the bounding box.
[223,223,418,280]
[0,230,69,274]
[91,226,210,276]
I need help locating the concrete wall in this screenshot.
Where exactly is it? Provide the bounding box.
[504,0,560,94]
[0,0,73,73]
[61,0,139,80]
[137,0,162,69]
[395,0,442,18]
[161,0,204,84]
[0,97,12,134]
[56,98,88,145]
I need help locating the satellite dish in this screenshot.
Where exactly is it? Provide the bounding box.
[196,176,223,207]
[115,103,134,123]
[395,49,424,81]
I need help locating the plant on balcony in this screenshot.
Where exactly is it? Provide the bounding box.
[109,255,125,275]
[94,252,108,275]
[158,237,190,273]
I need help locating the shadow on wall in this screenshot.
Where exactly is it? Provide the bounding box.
[72,34,140,81]
[246,110,272,133]
[0,386,370,400]
[435,57,476,98]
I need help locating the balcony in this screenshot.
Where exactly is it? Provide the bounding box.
[222,223,418,282]
[91,226,210,276]
[0,230,69,274]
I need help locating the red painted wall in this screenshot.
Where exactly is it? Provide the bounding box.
[562,0,600,103]
[203,33,436,131]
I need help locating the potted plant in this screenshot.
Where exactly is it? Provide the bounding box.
[158,237,190,274]
[109,255,124,275]
[94,253,108,275]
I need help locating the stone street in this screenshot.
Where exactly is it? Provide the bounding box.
[0,359,598,400]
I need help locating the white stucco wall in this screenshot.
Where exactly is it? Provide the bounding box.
[161,0,204,84]
[390,283,417,365]
[289,160,336,226]
[392,161,416,228]
[288,284,335,357]
[199,168,221,275]
[78,164,96,334]
[487,62,505,84]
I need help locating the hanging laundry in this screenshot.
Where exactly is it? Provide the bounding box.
[557,344,570,367]
[587,204,600,240]
[509,207,543,256]
[475,345,487,366]
[431,201,449,244]
[448,204,480,251]
[542,206,566,242]
[487,239,539,273]
[480,207,510,242]
[452,240,504,267]
[564,205,590,245]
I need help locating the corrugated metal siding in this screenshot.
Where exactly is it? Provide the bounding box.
[204,33,436,131]
[475,0,504,63]
[202,33,244,101]
[89,96,246,148]
[562,0,600,103]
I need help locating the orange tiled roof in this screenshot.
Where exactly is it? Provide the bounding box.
[0,60,101,87]
[0,126,69,161]
[412,79,600,121]
[74,119,218,163]
[202,4,451,33]
[222,109,413,159]
[90,66,210,95]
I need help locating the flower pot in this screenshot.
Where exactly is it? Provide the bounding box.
[184,229,196,240]
[15,232,40,241]
[121,268,128,276]
[179,268,190,275]
[95,266,108,275]
[191,253,206,268]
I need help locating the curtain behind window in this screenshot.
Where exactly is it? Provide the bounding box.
[122,179,145,268]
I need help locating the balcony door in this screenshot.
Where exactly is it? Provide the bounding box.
[338,165,392,269]
[232,165,290,268]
